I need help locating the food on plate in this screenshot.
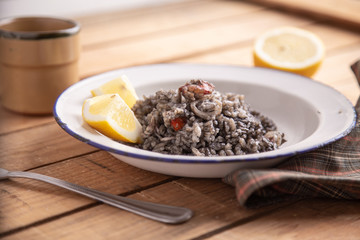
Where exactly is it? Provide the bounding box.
[82,93,142,143]
[82,77,285,156]
[91,75,138,108]
[132,79,285,156]
[253,26,325,77]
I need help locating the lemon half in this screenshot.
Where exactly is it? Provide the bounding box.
[82,94,142,143]
[253,27,325,77]
[91,75,139,108]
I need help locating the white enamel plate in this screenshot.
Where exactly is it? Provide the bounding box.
[54,64,356,178]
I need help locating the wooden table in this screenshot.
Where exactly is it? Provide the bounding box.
[1,0,360,239]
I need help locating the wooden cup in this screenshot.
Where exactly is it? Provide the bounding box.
[0,17,80,114]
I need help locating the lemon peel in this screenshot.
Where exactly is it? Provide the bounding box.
[253,27,325,77]
[91,75,138,108]
[82,94,142,143]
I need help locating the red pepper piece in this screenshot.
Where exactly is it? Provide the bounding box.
[171,117,187,131]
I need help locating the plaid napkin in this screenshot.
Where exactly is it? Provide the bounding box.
[223,61,360,208]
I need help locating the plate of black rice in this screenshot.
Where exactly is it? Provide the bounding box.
[54,64,356,178]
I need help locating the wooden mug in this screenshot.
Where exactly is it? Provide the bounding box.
[0,17,80,114]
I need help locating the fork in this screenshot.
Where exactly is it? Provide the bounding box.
[0,168,193,224]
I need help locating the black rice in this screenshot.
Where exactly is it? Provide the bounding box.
[132,80,285,156]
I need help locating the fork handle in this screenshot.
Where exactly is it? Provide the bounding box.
[7,171,193,224]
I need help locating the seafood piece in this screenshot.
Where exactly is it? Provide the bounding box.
[179,79,215,100]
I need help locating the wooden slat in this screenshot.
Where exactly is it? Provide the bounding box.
[78,0,263,48]
[0,109,54,135]
[79,9,313,78]
[2,0,360,239]
[177,42,360,104]
[205,198,360,239]
[2,21,358,134]
[0,0,263,135]
[317,43,360,82]
[0,175,286,239]
[173,22,360,68]
[74,0,204,26]
[0,122,96,171]
[246,0,360,29]
[174,23,360,103]
[333,77,360,105]
[0,151,170,233]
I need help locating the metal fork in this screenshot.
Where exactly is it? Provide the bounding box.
[0,168,193,224]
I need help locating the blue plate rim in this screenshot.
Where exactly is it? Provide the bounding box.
[53,63,357,164]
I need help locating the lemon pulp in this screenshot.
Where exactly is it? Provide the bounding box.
[91,75,138,108]
[253,27,325,77]
[82,94,141,143]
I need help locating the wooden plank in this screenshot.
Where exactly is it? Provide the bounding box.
[0,151,170,233]
[333,77,360,105]
[78,0,263,48]
[177,42,360,104]
[245,0,360,29]
[79,9,313,78]
[0,1,262,135]
[175,24,360,103]
[1,1,359,238]
[74,0,205,26]
[316,43,360,82]
[2,20,358,135]
[0,109,54,135]
[304,24,360,50]
[0,175,286,239]
[0,122,96,171]
[205,198,360,239]
[316,44,360,104]
[173,22,360,69]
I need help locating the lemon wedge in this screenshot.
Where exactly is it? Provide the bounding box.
[253,27,325,77]
[82,94,142,143]
[91,75,138,108]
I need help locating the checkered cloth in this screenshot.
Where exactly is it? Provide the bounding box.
[223,61,360,208]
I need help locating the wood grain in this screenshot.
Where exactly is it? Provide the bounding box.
[0,0,262,135]
[1,176,283,240]
[1,0,360,239]
[245,0,360,30]
[0,123,96,171]
[0,151,171,233]
[3,0,358,134]
[0,110,53,135]
[79,9,312,78]
[178,39,360,104]
[206,199,360,239]
[78,0,263,48]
